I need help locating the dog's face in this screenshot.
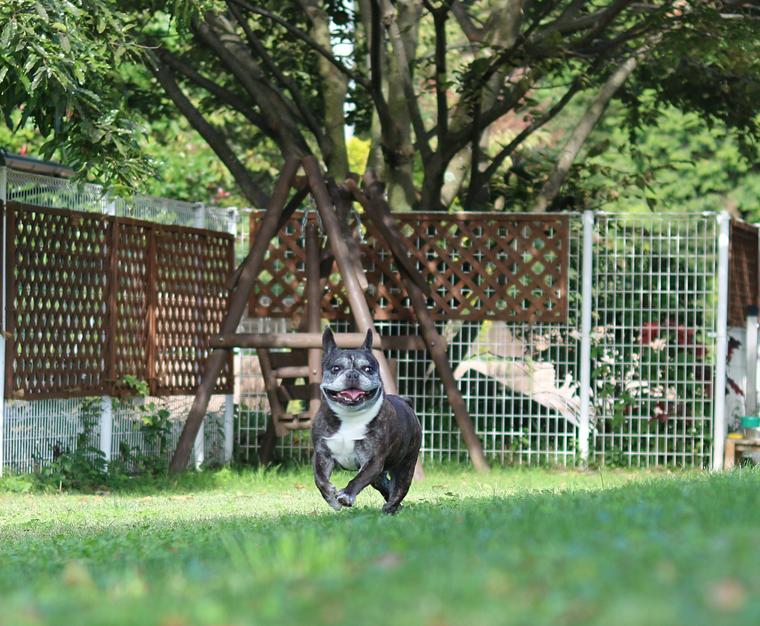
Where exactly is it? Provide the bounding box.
[321,328,382,416]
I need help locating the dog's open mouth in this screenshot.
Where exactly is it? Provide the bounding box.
[326,388,375,406]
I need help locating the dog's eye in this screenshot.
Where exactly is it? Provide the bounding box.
[331,365,341,373]
[362,366,374,373]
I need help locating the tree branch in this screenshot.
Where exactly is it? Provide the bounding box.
[426,2,449,142]
[226,1,325,148]
[148,51,269,209]
[447,0,485,42]
[479,78,582,185]
[155,47,274,136]
[530,54,640,212]
[194,13,308,156]
[228,0,370,90]
[368,0,393,131]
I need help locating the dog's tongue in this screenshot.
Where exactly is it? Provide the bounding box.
[338,388,366,401]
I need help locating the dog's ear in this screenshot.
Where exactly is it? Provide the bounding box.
[322,327,337,355]
[362,329,373,351]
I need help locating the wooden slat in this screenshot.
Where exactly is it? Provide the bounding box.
[729,219,759,327]
[211,332,426,350]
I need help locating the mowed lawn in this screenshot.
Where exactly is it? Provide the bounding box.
[1,466,759,626]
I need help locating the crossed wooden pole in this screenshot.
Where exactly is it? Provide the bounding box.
[169,156,489,474]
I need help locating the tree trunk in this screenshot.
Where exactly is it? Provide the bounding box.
[299,0,349,178]
[357,0,420,211]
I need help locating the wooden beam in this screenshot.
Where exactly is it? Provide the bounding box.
[170,157,301,474]
[329,180,368,291]
[226,184,310,291]
[273,366,310,379]
[359,177,489,472]
[345,177,432,298]
[210,332,426,351]
[301,156,399,395]
[305,220,323,419]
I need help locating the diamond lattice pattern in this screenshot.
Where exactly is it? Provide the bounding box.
[249,211,569,323]
[4,204,233,399]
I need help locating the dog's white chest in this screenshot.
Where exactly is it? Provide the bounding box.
[324,391,383,470]
[326,421,366,470]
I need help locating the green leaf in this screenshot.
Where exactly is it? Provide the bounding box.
[0,20,14,48]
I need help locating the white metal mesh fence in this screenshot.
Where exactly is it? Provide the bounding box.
[588,213,718,467]
[1,167,232,474]
[233,210,722,468]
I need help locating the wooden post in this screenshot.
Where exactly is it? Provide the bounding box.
[170,157,301,473]
[146,227,159,394]
[305,220,323,418]
[301,156,398,395]
[358,176,489,472]
[3,205,15,399]
[106,220,120,393]
[257,348,285,462]
[344,178,431,297]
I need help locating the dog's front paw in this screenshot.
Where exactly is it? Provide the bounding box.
[326,497,343,511]
[382,502,402,515]
[336,490,355,507]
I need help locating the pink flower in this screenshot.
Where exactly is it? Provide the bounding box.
[677,326,695,346]
[641,322,659,345]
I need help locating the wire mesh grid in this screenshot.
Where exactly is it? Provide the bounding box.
[2,394,227,473]
[233,213,584,466]
[5,168,232,232]
[233,211,721,468]
[1,168,231,473]
[589,213,718,467]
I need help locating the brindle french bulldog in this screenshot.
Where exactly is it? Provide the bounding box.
[312,328,421,514]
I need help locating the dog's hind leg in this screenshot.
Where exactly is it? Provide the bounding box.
[370,472,391,502]
[382,457,416,515]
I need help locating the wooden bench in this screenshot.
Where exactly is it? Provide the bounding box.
[724,436,760,469]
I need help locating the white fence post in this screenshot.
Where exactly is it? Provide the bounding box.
[99,396,113,463]
[223,207,238,465]
[0,166,7,476]
[712,212,731,470]
[578,210,594,466]
[99,197,117,463]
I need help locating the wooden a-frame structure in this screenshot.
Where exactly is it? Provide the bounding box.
[169,156,488,473]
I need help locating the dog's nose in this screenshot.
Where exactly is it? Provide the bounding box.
[346,370,360,383]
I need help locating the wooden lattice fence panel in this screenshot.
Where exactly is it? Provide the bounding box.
[3,203,233,399]
[249,211,569,323]
[729,219,759,327]
[111,221,151,393]
[5,206,111,398]
[153,227,235,395]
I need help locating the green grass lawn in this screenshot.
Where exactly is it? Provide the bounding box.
[1,465,759,626]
